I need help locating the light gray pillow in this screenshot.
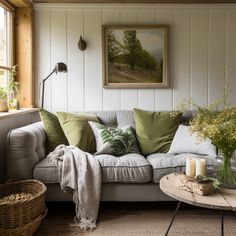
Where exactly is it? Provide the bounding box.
[89,121,140,156]
[167,124,216,156]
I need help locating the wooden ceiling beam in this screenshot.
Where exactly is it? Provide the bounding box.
[7,0,32,8]
[32,0,236,3]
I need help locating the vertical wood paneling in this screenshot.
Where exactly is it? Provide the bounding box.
[208,10,226,107]
[120,9,139,110]
[172,9,191,109]
[226,10,236,106]
[191,9,209,108]
[34,5,236,113]
[35,10,51,110]
[156,9,173,110]
[102,9,121,110]
[137,9,156,110]
[50,10,68,112]
[67,11,84,111]
[84,10,103,111]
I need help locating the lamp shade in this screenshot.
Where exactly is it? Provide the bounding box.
[54,62,67,73]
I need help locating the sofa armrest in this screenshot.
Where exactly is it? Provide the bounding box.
[7,122,46,179]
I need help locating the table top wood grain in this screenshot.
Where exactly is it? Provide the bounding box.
[160,173,236,211]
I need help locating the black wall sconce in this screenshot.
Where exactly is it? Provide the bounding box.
[78,36,86,51]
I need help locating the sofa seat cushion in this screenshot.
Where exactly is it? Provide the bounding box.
[33,153,152,184]
[146,153,215,183]
[96,153,152,183]
[33,157,59,184]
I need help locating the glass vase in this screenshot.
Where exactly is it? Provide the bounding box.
[214,150,236,188]
[8,89,18,110]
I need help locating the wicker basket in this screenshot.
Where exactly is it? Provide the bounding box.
[0,208,47,236]
[0,179,47,229]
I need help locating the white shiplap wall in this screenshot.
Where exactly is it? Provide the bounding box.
[34,4,236,112]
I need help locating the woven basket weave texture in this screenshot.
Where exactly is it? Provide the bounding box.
[0,179,47,230]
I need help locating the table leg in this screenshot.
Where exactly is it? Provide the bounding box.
[164,201,181,236]
[221,210,224,236]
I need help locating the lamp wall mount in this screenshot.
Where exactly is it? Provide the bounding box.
[78,35,87,51]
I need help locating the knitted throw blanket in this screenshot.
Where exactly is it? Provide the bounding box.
[48,145,101,230]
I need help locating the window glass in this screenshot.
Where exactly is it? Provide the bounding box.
[0,5,13,87]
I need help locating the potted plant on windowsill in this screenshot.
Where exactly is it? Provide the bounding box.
[0,87,8,112]
[0,65,19,111]
[7,65,19,110]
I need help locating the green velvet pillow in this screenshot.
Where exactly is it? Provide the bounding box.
[57,112,100,153]
[134,108,182,155]
[39,108,69,154]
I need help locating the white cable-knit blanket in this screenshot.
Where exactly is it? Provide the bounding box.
[48,145,101,230]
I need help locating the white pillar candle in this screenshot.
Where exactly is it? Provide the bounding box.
[195,159,206,177]
[186,158,196,178]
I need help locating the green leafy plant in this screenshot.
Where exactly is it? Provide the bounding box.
[176,72,236,186]
[8,65,19,92]
[194,175,220,190]
[0,87,7,99]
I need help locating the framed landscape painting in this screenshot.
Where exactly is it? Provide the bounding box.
[102,25,169,88]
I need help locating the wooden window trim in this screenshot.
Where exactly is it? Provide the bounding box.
[2,0,34,108]
[15,6,34,108]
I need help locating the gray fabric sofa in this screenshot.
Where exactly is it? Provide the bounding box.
[6,110,215,201]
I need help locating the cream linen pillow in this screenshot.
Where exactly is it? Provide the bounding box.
[167,124,216,156]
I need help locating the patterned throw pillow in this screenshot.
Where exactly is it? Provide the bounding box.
[89,121,140,156]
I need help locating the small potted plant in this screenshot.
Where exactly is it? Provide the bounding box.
[7,65,19,110]
[0,87,8,112]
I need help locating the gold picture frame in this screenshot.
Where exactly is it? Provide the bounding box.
[102,25,169,89]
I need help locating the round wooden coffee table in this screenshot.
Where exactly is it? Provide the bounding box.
[160,173,236,236]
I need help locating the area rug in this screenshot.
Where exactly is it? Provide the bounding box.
[35,202,236,236]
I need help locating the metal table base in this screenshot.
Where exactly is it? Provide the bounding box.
[164,201,225,236]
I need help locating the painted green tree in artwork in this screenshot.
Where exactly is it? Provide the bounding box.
[137,50,157,70]
[123,30,143,71]
[107,30,123,64]
[122,30,157,71]
[107,28,161,83]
